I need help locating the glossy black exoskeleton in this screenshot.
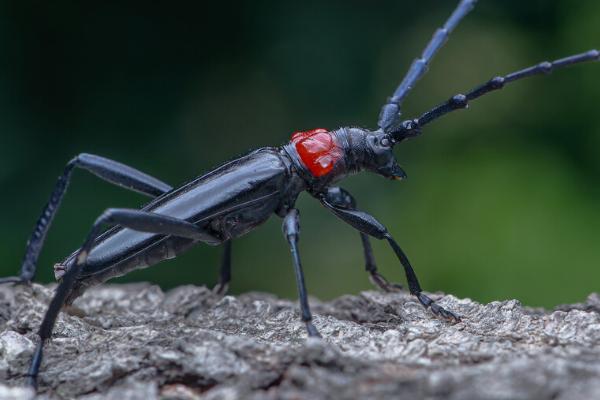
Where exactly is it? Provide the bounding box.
[1,0,598,389]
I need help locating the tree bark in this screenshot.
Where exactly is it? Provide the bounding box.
[1,283,599,399]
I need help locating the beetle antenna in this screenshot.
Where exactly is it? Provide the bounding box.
[391,49,600,143]
[378,0,477,132]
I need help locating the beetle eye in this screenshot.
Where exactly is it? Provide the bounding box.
[380,136,391,147]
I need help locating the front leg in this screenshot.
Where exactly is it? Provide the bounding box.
[324,187,402,292]
[320,197,460,322]
[282,209,321,337]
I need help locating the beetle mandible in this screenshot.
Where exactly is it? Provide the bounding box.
[1,0,598,388]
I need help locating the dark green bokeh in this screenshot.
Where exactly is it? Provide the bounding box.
[1,1,598,307]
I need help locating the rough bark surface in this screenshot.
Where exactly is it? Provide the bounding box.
[0,283,599,400]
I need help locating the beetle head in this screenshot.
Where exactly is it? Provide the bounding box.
[363,132,407,180]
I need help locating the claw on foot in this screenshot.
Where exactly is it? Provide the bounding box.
[417,292,461,322]
[306,321,322,338]
[0,276,30,285]
[25,375,37,390]
[212,282,229,296]
[369,272,403,292]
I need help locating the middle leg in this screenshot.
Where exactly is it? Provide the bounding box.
[213,240,232,295]
[282,209,320,337]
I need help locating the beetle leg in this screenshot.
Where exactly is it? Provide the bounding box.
[324,187,402,292]
[321,198,460,323]
[282,209,321,338]
[0,153,172,285]
[213,240,232,295]
[26,207,220,388]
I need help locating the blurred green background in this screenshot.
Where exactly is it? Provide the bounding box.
[0,0,598,308]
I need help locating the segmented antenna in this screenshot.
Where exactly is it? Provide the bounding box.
[391,49,600,142]
[378,0,477,132]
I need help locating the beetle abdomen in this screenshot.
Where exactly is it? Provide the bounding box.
[59,148,293,301]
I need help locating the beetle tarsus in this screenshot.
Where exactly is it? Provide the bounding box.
[25,341,44,389]
[306,322,322,338]
[212,282,229,296]
[0,276,30,285]
[417,292,461,322]
[369,271,403,292]
[25,375,37,390]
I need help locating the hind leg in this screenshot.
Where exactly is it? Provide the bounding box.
[282,209,320,337]
[26,207,219,388]
[0,154,172,285]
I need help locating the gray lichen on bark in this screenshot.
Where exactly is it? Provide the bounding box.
[0,283,599,399]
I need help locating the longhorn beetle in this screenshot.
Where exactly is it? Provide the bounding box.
[1,0,598,389]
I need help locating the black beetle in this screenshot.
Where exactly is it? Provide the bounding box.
[1,0,598,388]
